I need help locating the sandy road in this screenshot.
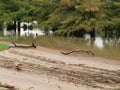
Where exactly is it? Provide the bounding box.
[0,42,120,90]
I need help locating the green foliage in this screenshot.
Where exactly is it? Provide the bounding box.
[0,0,119,37]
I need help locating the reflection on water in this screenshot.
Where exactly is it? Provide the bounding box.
[4,28,45,37]
[94,37,104,49]
[104,38,120,47]
[84,34,120,49]
[4,28,14,36]
[84,34,90,40]
[20,28,45,37]
[84,34,104,49]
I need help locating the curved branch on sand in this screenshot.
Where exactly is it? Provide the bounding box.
[9,42,37,48]
[61,50,95,56]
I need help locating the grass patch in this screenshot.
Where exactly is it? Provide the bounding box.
[0,43,9,51]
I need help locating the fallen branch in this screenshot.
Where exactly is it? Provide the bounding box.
[0,82,16,90]
[9,42,36,48]
[61,50,95,56]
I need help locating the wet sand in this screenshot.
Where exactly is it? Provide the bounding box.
[0,42,120,90]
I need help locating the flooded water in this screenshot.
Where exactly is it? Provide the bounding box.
[3,28,45,37]
[2,28,120,49]
[84,34,105,49]
[20,28,45,37]
[1,28,120,59]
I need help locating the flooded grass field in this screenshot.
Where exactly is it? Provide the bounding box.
[0,28,120,60]
[2,35,119,60]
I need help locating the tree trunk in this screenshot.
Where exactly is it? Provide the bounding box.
[118,30,120,38]
[14,21,16,35]
[0,21,3,30]
[18,21,21,36]
[0,22,3,36]
[105,29,108,38]
[45,27,49,35]
[90,28,95,39]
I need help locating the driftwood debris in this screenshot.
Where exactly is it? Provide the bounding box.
[61,50,95,56]
[14,62,22,71]
[0,82,16,90]
[9,42,36,48]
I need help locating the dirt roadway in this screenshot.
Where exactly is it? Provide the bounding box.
[0,42,120,90]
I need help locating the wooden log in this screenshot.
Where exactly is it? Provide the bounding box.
[9,42,37,48]
[61,50,95,56]
[0,82,16,90]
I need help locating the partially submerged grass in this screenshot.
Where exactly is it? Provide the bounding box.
[0,36,19,41]
[0,36,120,60]
[0,43,9,51]
[8,36,120,60]
[12,36,90,50]
[115,88,120,90]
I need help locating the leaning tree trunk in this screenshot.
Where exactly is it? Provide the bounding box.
[18,21,21,36]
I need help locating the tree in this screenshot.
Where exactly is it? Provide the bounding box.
[102,0,120,38]
[0,0,119,38]
[41,0,106,38]
[0,0,42,36]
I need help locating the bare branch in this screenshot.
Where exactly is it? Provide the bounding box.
[9,42,37,49]
[61,50,95,56]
